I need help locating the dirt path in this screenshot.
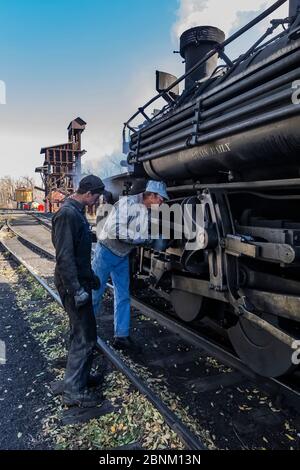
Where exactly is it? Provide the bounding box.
[0,252,53,449]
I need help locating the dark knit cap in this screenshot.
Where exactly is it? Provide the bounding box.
[78,175,105,194]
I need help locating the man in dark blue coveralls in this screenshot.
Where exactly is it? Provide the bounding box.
[52,175,106,408]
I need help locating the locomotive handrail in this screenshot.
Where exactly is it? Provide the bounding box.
[123,0,288,134]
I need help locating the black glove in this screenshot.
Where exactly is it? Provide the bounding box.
[74,287,90,308]
[91,272,101,291]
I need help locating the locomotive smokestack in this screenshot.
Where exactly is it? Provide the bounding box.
[180,26,225,90]
[289,0,300,18]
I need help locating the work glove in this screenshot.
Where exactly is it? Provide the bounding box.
[74,287,90,308]
[91,272,101,291]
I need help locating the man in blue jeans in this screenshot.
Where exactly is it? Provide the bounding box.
[92,180,169,349]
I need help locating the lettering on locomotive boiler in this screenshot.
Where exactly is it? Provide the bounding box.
[194,143,231,159]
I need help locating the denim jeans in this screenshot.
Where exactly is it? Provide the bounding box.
[92,243,130,338]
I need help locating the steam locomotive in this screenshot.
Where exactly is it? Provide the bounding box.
[104,0,300,378]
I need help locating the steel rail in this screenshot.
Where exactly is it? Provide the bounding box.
[6,219,55,260]
[0,209,35,215]
[30,213,52,231]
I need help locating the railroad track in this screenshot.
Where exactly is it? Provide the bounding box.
[0,209,35,215]
[6,215,300,398]
[7,216,55,259]
[0,218,206,450]
[1,215,300,449]
[30,213,52,230]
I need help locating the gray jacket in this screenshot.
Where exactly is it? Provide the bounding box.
[97,193,151,257]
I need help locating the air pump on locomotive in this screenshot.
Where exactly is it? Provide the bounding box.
[103,0,300,378]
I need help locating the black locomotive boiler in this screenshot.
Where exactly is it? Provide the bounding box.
[104,0,300,378]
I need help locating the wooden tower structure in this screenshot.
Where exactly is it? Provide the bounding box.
[35,117,86,212]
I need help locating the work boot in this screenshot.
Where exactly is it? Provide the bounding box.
[87,373,104,388]
[112,336,134,351]
[63,389,103,408]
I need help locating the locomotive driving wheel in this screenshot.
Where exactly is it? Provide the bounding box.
[170,289,204,322]
[228,314,296,378]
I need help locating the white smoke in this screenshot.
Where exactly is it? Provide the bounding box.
[172,0,289,40]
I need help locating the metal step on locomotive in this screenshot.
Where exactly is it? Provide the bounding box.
[103,0,300,378]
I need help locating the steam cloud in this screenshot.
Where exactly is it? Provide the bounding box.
[172,0,289,39]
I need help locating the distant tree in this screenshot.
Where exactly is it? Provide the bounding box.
[0,176,15,208]
[0,176,34,208]
[18,176,34,188]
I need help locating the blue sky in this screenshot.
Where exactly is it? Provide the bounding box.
[0,0,177,105]
[0,0,289,180]
[0,0,180,179]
